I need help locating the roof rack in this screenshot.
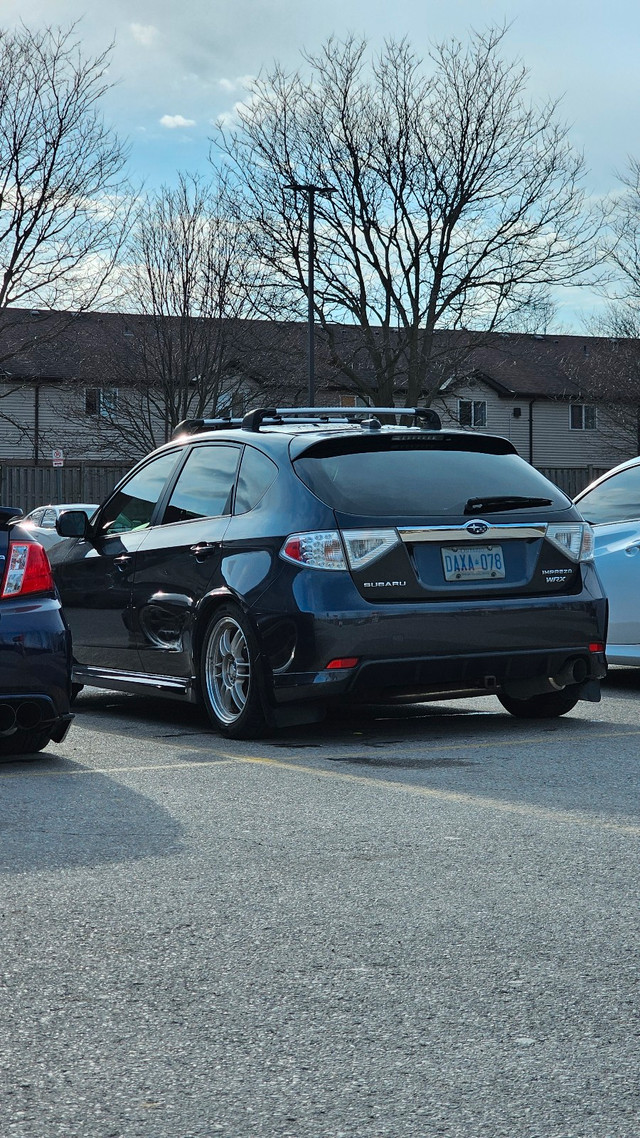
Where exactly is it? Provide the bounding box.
[241,406,442,432]
[171,406,442,438]
[172,416,243,438]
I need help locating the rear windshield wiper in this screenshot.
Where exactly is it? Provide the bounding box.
[464,495,553,514]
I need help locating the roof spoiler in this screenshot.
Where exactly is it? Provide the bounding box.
[0,506,23,526]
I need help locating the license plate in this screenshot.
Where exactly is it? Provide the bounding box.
[441,544,505,581]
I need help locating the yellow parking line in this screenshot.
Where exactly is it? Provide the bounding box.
[1,737,637,837]
[218,752,640,837]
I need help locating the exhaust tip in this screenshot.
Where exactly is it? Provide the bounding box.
[0,703,16,733]
[16,701,42,729]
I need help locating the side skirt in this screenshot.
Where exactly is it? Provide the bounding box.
[72,665,198,703]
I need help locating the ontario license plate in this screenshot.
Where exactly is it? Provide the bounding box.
[441,545,505,581]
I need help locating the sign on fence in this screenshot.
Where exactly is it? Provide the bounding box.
[51,448,64,468]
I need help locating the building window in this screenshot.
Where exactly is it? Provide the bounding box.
[86,387,118,418]
[570,403,597,430]
[458,399,486,428]
[339,394,367,408]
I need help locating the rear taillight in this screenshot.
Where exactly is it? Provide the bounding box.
[546,522,595,562]
[341,529,400,569]
[1,542,54,597]
[280,528,400,571]
[281,532,347,570]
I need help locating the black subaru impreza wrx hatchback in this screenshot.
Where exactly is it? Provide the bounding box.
[50,407,607,738]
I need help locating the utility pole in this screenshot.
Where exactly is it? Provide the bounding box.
[285,182,335,406]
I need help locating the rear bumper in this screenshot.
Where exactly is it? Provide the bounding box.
[0,596,72,719]
[256,572,608,706]
[0,694,73,741]
[271,645,607,704]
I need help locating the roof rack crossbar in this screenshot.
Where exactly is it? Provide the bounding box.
[172,407,442,437]
[241,406,441,431]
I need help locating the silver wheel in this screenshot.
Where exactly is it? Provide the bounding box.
[204,615,252,726]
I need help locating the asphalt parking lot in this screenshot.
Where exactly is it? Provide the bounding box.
[2,671,640,1138]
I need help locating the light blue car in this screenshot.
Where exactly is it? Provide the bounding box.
[575,459,640,664]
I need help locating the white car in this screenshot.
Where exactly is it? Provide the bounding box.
[19,503,99,550]
[575,458,640,664]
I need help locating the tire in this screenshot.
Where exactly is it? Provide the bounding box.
[200,605,268,739]
[0,728,53,758]
[498,686,581,719]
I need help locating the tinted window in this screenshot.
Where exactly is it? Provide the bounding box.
[162,444,240,524]
[235,446,278,513]
[576,465,640,524]
[98,451,180,535]
[295,444,568,516]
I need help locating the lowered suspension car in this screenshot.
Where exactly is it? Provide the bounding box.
[50,407,607,738]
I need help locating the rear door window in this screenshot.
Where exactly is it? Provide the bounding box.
[161,444,241,523]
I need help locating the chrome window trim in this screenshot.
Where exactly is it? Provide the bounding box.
[397,522,549,543]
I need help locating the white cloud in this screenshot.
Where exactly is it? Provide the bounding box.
[218,75,255,94]
[159,114,196,129]
[130,23,160,48]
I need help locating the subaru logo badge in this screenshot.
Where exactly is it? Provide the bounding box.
[466,520,489,535]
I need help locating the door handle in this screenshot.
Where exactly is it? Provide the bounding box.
[114,553,133,571]
[190,542,218,560]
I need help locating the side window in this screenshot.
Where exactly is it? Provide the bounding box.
[577,466,640,524]
[27,508,45,525]
[162,445,241,524]
[235,447,278,513]
[98,450,181,536]
[41,509,57,529]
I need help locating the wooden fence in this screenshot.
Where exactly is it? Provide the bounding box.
[536,466,611,498]
[0,460,613,515]
[0,463,132,514]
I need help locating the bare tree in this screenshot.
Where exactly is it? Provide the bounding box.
[0,23,130,369]
[217,29,600,406]
[561,161,640,458]
[65,171,266,456]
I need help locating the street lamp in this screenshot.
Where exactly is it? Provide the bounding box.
[285,181,335,406]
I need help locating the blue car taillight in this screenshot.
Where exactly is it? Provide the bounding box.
[1,542,55,597]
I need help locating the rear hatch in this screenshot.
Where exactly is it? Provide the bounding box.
[292,431,591,603]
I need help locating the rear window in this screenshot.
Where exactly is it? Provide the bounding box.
[294,443,569,516]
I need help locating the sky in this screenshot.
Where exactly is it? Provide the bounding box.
[2,0,639,329]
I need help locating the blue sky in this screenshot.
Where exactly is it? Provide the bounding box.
[3,0,639,328]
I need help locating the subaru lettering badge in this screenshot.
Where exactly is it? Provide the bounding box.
[466,520,489,535]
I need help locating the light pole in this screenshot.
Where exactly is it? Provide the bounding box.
[285,181,335,406]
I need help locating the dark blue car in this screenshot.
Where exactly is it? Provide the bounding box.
[0,507,73,756]
[51,407,607,739]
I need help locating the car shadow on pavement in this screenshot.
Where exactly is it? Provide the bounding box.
[0,752,184,874]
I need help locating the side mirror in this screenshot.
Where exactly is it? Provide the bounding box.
[56,509,91,539]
